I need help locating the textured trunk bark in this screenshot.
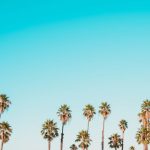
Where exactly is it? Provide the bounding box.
[122,132,124,150]
[0,141,3,150]
[60,123,64,150]
[101,118,105,150]
[87,120,90,133]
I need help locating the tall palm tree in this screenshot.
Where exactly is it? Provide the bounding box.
[119,120,128,150]
[108,133,122,150]
[57,104,72,150]
[70,144,78,150]
[41,120,59,150]
[136,126,150,150]
[0,95,11,118]
[83,104,96,132]
[129,146,135,150]
[99,102,111,150]
[141,100,150,128]
[75,130,91,150]
[0,122,12,150]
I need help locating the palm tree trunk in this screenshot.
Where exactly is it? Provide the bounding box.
[0,141,3,150]
[101,118,105,150]
[48,140,51,150]
[87,120,90,133]
[115,148,117,150]
[122,132,124,150]
[60,123,65,150]
[144,144,148,150]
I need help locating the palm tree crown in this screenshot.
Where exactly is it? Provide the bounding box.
[83,104,96,121]
[108,133,122,149]
[129,146,135,150]
[136,126,150,145]
[99,102,111,119]
[70,144,78,150]
[76,130,91,149]
[0,122,12,143]
[0,95,11,116]
[119,120,128,133]
[41,120,59,142]
[57,104,72,124]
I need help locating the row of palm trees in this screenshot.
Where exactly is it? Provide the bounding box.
[41,100,150,150]
[0,94,12,150]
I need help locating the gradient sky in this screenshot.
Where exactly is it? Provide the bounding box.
[0,0,150,150]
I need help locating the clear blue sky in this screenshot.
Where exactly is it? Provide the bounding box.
[0,0,150,150]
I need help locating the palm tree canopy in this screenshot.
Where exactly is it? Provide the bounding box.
[108,133,122,149]
[136,125,150,145]
[83,104,96,121]
[129,146,135,150]
[141,99,150,120]
[57,104,72,124]
[99,102,111,119]
[41,120,59,142]
[70,144,78,150]
[0,122,12,143]
[0,94,11,115]
[119,120,128,133]
[75,130,91,149]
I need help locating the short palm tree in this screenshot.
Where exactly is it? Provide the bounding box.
[70,144,78,150]
[0,95,11,118]
[136,126,150,150]
[0,122,12,150]
[57,104,72,150]
[99,102,111,150]
[119,120,128,150]
[83,104,96,132]
[41,120,59,150]
[108,133,122,150]
[129,146,135,150]
[75,130,91,150]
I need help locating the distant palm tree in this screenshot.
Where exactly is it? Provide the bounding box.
[57,104,72,150]
[75,130,91,150]
[83,104,96,132]
[99,102,111,150]
[70,144,78,150]
[119,120,128,150]
[136,126,150,150]
[0,95,11,118]
[41,120,59,150]
[141,100,150,128]
[0,122,12,150]
[129,146,135,150]
[108,133,122,150]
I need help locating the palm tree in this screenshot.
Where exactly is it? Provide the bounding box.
[41,120,59,150]
[83,104,96,132]
[70,144,78,150]
[108,133,122,150]
[57,104,72,150]
[136,126,150,150]
[119,120,128,150]
[75,130,91,150]
[129,146,135,150]
[0,95,11,118]
[141,100,150,128]
[99,102,111,150]
[0,122,12,150]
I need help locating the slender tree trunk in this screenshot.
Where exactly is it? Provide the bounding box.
[60,123,64,150]
[122,132,124,150]
[101,118,105,150]
[115,148,117,150]
[87,120,90,133]
[48,141,51,150]
[144,144,148,150]
[0,141,3,150]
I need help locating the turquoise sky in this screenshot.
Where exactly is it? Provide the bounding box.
[0,0,150,150]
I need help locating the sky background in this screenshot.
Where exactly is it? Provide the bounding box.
[0,0,150,150]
